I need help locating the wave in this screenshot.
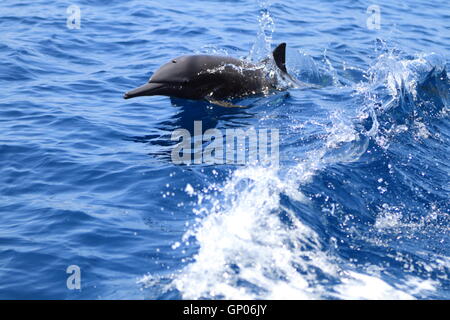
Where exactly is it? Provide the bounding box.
[135,0,450,299]
[137,38,450,299]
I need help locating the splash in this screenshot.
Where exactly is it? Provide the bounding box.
[356,49,449,149]
[248,0,275,62]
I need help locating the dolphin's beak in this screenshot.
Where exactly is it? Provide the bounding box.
[123,82,166,99]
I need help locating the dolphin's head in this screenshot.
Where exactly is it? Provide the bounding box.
[124,55,215,100]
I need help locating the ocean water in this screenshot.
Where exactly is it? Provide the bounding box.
[0,0,449,299]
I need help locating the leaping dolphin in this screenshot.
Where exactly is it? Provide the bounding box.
[124,43,294,107]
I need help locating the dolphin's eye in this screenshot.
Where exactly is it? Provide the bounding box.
[172,60,177,63]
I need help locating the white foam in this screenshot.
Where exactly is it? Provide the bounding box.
[334,271,414,300]
[165,111,419,299]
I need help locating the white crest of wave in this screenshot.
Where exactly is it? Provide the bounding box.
[365,52,446,106]
[170,160,431,299]
[172,165,335,299]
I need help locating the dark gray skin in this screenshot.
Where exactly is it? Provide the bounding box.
[124,43,291,102]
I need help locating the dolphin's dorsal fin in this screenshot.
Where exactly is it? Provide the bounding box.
[273,43,287,73]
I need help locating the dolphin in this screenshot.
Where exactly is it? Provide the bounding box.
[124,43,294,107]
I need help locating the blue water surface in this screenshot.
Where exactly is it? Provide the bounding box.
[0,0,449,299]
